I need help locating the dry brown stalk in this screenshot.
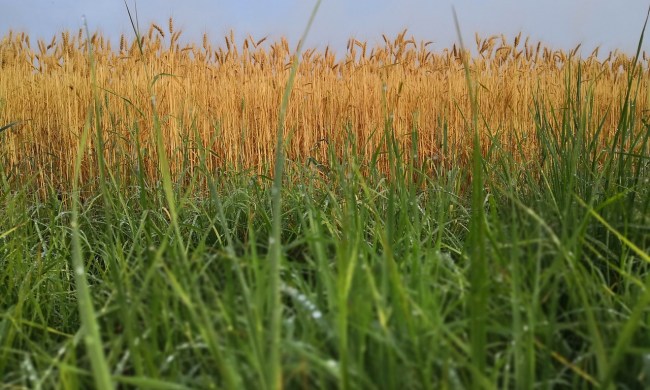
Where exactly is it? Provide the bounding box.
[0,27,647,192]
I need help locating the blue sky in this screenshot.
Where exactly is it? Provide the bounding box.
[2,1,649,57]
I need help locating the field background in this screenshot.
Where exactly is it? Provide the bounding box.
[1,23,648,189]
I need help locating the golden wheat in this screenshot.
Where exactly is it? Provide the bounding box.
[0,23,648,191]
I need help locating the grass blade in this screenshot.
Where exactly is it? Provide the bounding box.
[268,2,322,389]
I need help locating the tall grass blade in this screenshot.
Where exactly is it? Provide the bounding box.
[453,8,488,388]
[71,89,114,390]
[268,2,321,389]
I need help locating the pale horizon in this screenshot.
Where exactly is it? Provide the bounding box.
[2,1,650,58]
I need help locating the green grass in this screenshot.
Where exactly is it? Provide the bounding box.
[1,15,650,390]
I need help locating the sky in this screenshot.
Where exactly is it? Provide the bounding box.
[2,1,650,58]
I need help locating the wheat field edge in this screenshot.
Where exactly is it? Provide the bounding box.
[1,22,648,190]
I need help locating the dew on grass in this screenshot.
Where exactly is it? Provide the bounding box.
[116,350,131,374]
[160,353,176,372]
[21,356,38,383]
[282,283,324,323]
[326,359,340,374]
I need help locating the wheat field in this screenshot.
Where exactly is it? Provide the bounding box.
[0,20,648,189]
